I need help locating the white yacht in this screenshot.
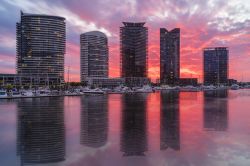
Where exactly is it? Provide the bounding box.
[101,88,112,93]
[161,85,178,91]
[136,85,153,93]
[153,86,163,91]
[231,84,240,90]
[0,90,8,98]
[64,90,78,96]
[201,85,217,91]
[180,86,200,92]
[11,91,22,97]
[74,89,84,95]
[38,89,51,96]
[83,88,105,94]
[111,86,128,94]
[21,90,34,97]
[243,85,250,89]
[51,90,61,96]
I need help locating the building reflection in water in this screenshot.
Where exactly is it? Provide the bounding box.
[81,95,108,148]
[203,90,228,131]
[160,91,180,151]
[120,93,148,156]
[17,98,65,165]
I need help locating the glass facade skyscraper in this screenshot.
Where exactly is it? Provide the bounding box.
[160,28,180,85]
[203,47,228,85]
[16,11,65,84]
[120,22,148,78]
[80,31,109,82]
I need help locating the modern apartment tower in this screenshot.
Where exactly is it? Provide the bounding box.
[160,28,180,85]
[16,11,66,84]
[120,22,148,78]
[80,31,109,82]
[203,47,229,85]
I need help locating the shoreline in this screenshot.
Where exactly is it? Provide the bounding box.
[1,88,249,99]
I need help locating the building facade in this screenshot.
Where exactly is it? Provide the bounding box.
[178,78,198,86]
[16,11,65,83]
[124,77,151,87]
[0,74,62,87]
[86,77,125,88]
[80,31,109,82]
[120,22,148,78]
[160,28,180,85]
[203,47,229,85]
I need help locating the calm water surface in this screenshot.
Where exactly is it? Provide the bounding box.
[0,90,250,166]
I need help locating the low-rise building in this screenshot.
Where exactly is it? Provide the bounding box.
[124,77,151,87]
[0,74,62,87]
[86,77,151,88]
[86,77,125,88]
[178,78,198,86]
[227,79,237,85]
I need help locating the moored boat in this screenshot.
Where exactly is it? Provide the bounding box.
[11,91,22,97]
[83,88,105,94]
[136,85,153,93]
[231,84,240,90]
[180,86,200,92]
[0,90,8,98]
[21,90,34,97]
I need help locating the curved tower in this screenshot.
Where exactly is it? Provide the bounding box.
[16,11,65,84]
[80,31,109,82]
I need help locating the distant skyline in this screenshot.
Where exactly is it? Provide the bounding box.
[0,0,249,82]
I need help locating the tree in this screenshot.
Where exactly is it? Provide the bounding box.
[5,84,13,92]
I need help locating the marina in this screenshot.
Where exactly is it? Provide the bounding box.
[0,84,248,99]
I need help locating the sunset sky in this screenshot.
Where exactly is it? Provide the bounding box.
[0,0,249,82]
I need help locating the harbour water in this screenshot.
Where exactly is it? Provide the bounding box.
[0,90,250,166]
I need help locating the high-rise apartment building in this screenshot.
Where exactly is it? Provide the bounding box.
[120,22,148,78]
[203,47,228,85]
[16,11,65,84]
[80,31,109,82]
[160,28,180,85]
